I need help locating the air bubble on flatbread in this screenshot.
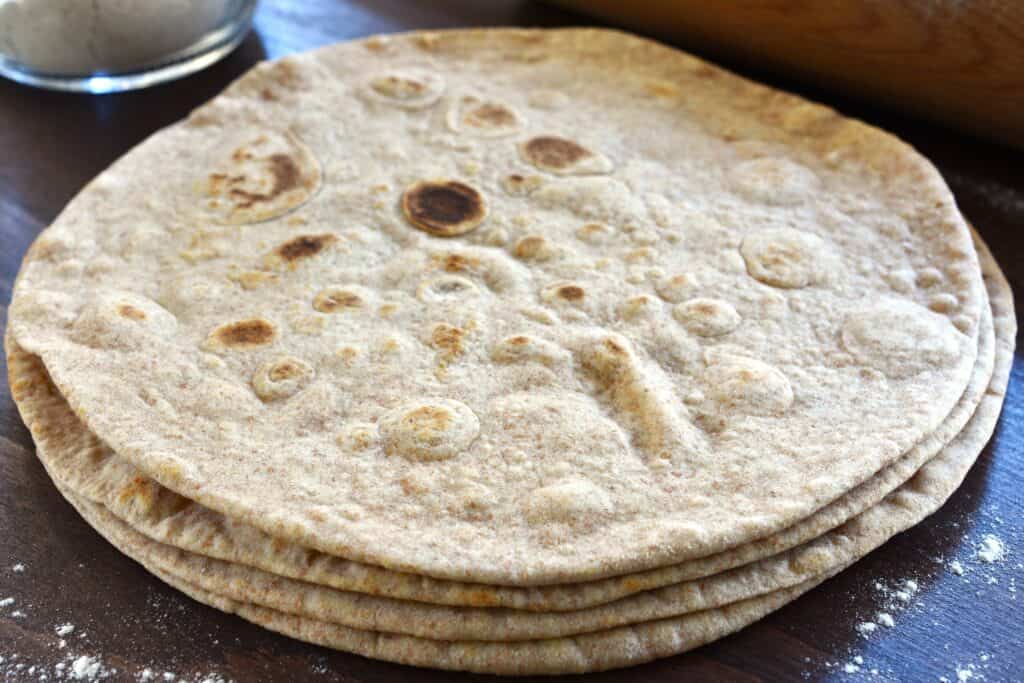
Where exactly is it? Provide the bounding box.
[501,173,544,196]
[417,275,481,303]
[527,89,569,110]
[541,281,586,306]
[740,227,832,289]
[841,298,961,378]
[264,234,338,270]
[512,235,554,261]
[379,399,480,462]
[702,353,794,415]
[252,356,314,401]
[201,130,321,225]
[618,294,660,321]
[575,222,613,245]
[655,272,700,303]
[519,135,612,175]
[447,95,523,137]
[492,335,569,367]
[533,177,644,223]
[336,422,380,453]
[674,298,741,337]
[203,318,278,352]
[731,158,818,205]
[363,71,445,109]
[928,293,958,314]
[402,180,487,237]
[71,292,178,350]
[313,285,369,313]
[425,248,529,295]
[525,479,613,525]
[429,322,469,361]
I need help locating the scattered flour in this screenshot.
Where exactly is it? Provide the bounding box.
[956,665,976,681]
[70,655,105,680]
[0,597,14,607]
[12,564,26,573]
[876,612,895,628]
[950,560,965,575]
[856,621,878,636]
[56,623,75,636]
[976,535,1006,563]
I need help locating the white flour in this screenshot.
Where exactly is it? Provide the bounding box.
[0,1,233,74]
[70,655,102,680]
[976,535,1007,563]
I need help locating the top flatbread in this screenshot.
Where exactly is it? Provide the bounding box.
[6,28,984,584]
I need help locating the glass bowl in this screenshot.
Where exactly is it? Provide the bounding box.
[0,0,257,93]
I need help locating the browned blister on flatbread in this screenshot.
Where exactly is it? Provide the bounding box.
[401,180,487,237]
[201,130,321,225]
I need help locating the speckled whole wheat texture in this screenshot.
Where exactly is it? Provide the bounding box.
[47,234,1015,672]
[5,232,1012,657]
[3,287,994,615]
[7,28,986,584]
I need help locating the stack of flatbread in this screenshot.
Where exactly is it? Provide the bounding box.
[5,29,1015,674]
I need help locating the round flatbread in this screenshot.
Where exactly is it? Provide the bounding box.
[7,28,985,583]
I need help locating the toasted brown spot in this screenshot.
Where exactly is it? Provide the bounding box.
[228,269,279,290]
[117,476,153,506]
[558,285,584,301]
[508,335,531,346]
[373,75,426,97]
[211,318,277,348]
[337,346,361,366]
[431,323,467,358]
[400,476,430,495]
[464,103,517,128]
[118,304,146,321]
[402,181,487,237]
[268,361,303,382]
[404,406,452,437]
[313,287,363,313]
[435,253,480,273]
[227,153,303,208]
[522,136,591,170]
[513,235,552,261]
[645,81,680,98]
[275,233,337,263]
[604,338,627,355]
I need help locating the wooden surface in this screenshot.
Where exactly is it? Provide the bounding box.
[1,1,1022,681]
[557,0,1024,149]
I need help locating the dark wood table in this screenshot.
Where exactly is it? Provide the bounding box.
[1,2,1021,681]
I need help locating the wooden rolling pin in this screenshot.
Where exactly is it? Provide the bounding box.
[554,0,1024,148]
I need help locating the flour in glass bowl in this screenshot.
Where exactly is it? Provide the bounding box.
[0,1,233,74]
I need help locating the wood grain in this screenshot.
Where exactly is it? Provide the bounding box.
[556,0,1024,149]
[0,1,1022,681]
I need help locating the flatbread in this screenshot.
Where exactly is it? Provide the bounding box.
[6,28,986,584]
[3,282,994,614]
[43,236,1014,672]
